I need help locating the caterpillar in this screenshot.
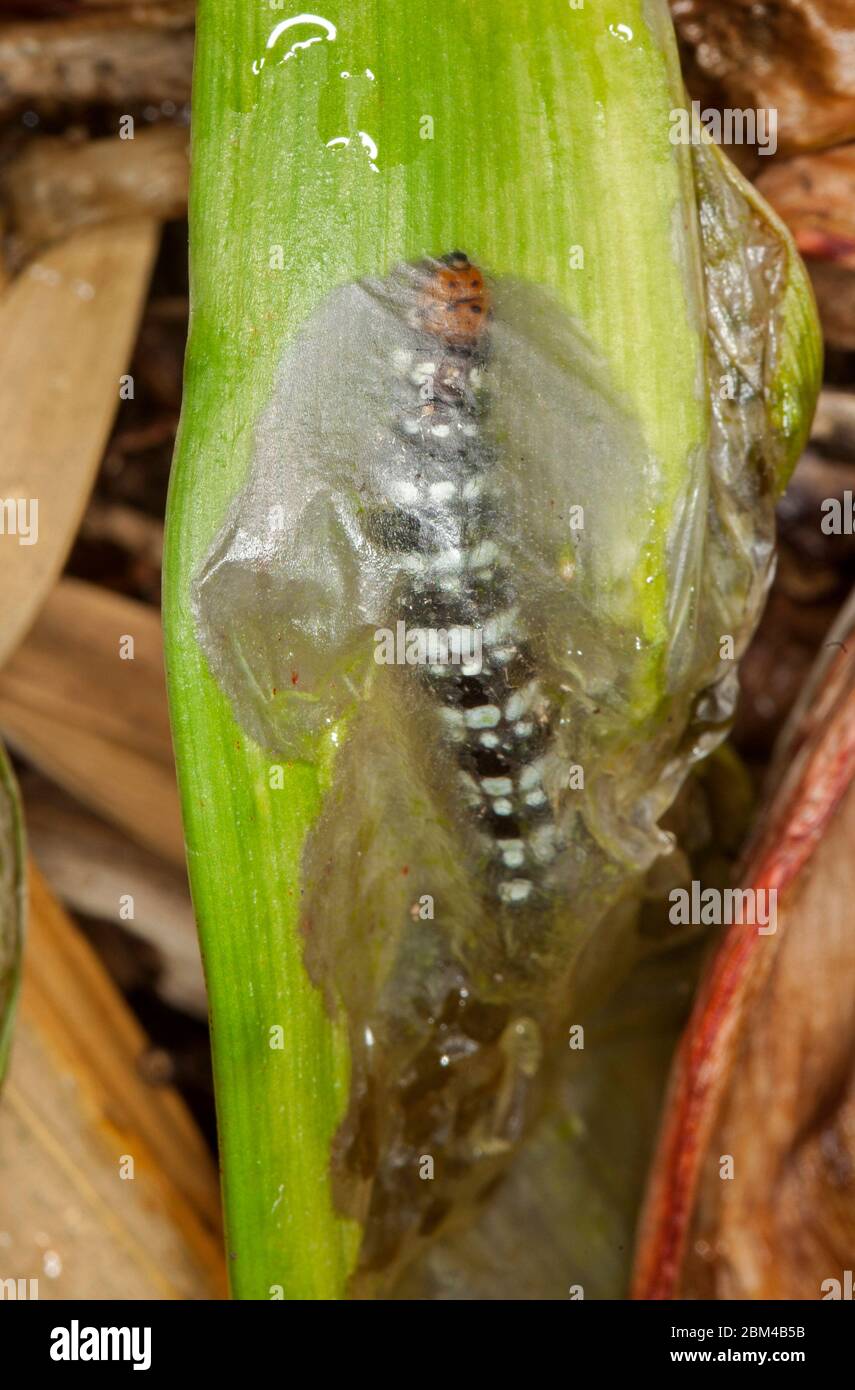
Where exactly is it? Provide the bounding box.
[192,231,777,1288]
[378,252,559,911]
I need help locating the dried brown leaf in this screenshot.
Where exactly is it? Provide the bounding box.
[23,774,204,1014]
[3,126,189,260]
[0,221,159,666]
[0,578,184,866]
[755,146,855,269]
[672,0,855,155]
[0,864,224,1299]
[634,594,855,1299]
[0,7,194,117]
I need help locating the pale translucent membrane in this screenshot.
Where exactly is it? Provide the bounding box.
[193,140,786,1289]
[192,266,651,771]
[393,936,702,1300]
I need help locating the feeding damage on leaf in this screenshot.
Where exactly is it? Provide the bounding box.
[192,137,815,1288]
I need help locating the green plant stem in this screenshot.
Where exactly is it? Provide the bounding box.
[164,0,817,1298]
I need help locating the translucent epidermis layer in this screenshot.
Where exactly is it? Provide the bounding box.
[193,175,785,1282]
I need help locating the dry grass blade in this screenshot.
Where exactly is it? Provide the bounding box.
[2,126,189,260]
[24,775,204,1015]
[0,8,195,118]
[0,864,225,1300]
[0,221,159,667]
[0,577,184,866]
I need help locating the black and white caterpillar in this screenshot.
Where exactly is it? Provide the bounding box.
[378,252,559,910]
[192,239,777,1287]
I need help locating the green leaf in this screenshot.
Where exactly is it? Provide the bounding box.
[164,0,820,1298]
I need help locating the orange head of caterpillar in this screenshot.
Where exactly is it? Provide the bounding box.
[415,251,491,349]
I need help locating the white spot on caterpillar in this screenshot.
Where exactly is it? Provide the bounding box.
[498,840,526,868]
[464,704,501,729]
[428,547,463,573]
[492,797,514,816]
[398,552,425,573]
[388,479,420,503]
[481,776,513,796]
[429,481,456,501]
[499,879,533,904]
